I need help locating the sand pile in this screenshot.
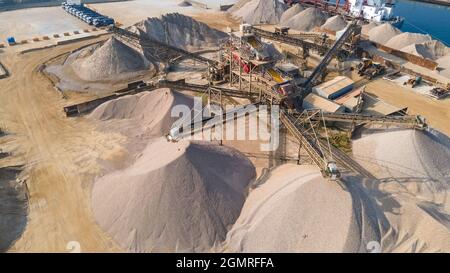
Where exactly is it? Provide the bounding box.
[133,13,228,49]
[401,40,450,60]
[352,128,450,252]
[284,7,328,32]
[89,88,193,138]
[92,137,256,252]
[225,164,391,252]
[279,3,303,24]
[321,15,348,32]
[353,128,450,188]
[437,54,450,70]
[178,0,192,7]
[228,0,252,13]
[385,32,432,50]
[71,37,151,82]
[231,0,287,24]
[361,22,379,36]
[367,23,401,45]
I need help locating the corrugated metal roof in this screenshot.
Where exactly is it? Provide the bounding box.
[303,93,344,113]
[313,76,354,97]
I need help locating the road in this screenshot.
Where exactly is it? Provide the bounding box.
[0,39,123,252]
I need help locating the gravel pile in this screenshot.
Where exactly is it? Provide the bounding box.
[385,32,432,50]
[225,164,390,252]
[132,13,228,49]
[279,3,303,24]
[284,7,328,32]
[231,0,287,24]
[71,36,151,82]
[92,137,256,252]
[401,40,450,60]
[367,23,402,45]
[89,88,194,138]
[361,22,379,36]
[320,15,348,32]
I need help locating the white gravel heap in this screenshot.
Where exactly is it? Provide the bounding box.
[133,13,228,49]
[89,88,193,138]
[401,40,450,60]
[279,3,303,24]
[385,32,432,50]
[92,137,256,252]
[71,36,151,82]
[361,22,379,36]
[225,164,390,252]
[231,0,287,24]
[284,7,328,32]
[367,23,402,45]
[320,15,348,32]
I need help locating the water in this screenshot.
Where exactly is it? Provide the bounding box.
[395,0,450,46]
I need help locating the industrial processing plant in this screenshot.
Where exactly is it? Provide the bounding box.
[0,0,450,255]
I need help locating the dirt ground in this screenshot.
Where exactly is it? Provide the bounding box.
[364,79,450,136]
[0,37,126,252]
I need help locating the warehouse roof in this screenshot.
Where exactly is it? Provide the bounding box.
[313,76,354,97]
[303,93,344,113]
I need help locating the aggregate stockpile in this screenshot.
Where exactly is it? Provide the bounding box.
[89,88,256,252]
[71,37,152,82]
[320,15,348,32]
[284,7,328,32]
[230,0,287,24]
[89,88,193,140]
[385,32,433,51]
[365,24,450,62]
[225,164,391,252]
[92,137,256,252]
[352,129,450,252]
[131,13,228,50]
[279,3,303,24]
[367,23,402,45]
[401,40,450,60]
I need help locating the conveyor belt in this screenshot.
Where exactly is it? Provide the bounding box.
[111,26,216,65]
[300,111,427,129]
[280,110,327,170]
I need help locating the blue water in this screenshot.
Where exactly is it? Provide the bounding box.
[395,0,450,46]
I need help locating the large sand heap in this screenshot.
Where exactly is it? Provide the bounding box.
[132,13,228,49]
[225,164,390,252]
[352,128,450,252]
[231,0,287,24]
[437,54,450,70]
[361,22,379,36]
[385,32,432,50]
[321,15,348,32]
[92,137,256,252]
[71,36,151,82]
[284,7,328,32]
[367,23,402,45]
[353,128,450,186]
[228,0,252,13]
[279,3,303,24]
[401,40,450,60]
[89,88,193,138]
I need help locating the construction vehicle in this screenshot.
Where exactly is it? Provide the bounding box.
[274,27,290,36]
[404,76,422,88]
[356,58,385,79]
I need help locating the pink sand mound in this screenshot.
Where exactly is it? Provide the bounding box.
[92,137,256,252]
[225,164,390,252]
[89,88,193,137]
